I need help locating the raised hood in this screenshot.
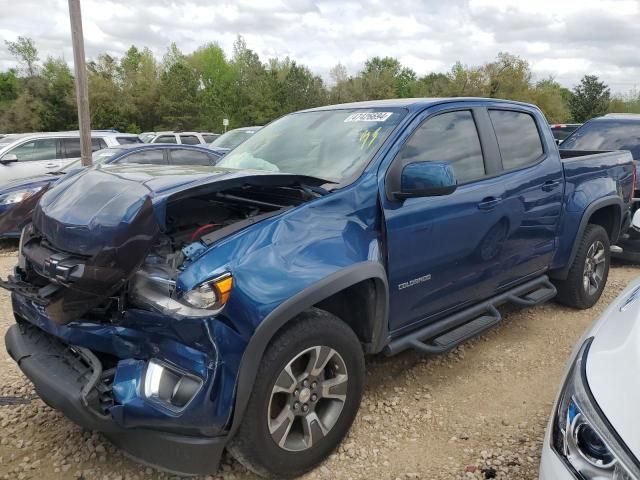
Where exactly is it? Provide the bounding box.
[14,163,325,324]
[33,164,326,255]
[586,279,640,457]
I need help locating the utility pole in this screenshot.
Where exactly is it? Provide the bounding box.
[68,0,92,166]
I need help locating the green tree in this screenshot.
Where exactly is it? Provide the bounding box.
[158,60,200,130]
[532,78,570,123]
[119,46,161,130]
[39,57,77,131]
[189,43,236,131]
[569,75,611,122]
[5,36,39,77]
[0,69,20,102]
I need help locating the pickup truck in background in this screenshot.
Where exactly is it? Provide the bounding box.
[1,98,635,478]
[560,113,640,261]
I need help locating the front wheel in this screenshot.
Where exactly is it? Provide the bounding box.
[228,308,365,478]
[554,224,610,309]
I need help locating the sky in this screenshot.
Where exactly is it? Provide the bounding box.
[1,0,639,93]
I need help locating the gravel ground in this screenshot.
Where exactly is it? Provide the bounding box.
[0,238,638,480]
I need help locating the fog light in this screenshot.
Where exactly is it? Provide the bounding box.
[144,359,202,409]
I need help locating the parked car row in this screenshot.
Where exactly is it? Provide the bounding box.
[1,97,637,479]
[0,144,223,239]
[0,131,141,184]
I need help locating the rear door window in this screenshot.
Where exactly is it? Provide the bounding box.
[489,110,544,170]
[92,138,107,150]
[62,138,82,158]
[117,150,167,165]
[169,149,213,166]
[156,135,177,144]
[62,138,106,158]
[397,110,486,183]
[179,135,200,145]
[9,138,59,161]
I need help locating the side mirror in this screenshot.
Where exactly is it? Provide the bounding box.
[0,154,18,165]
[394,161,457,200]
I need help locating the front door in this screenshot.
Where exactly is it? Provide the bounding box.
[0,137,62,184]
[383,107,509,333]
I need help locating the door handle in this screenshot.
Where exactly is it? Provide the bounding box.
[45,163,58,168]
[477,197,502,210]
[542,180,560,192]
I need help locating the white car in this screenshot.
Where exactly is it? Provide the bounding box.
[540,274,640,478]
[144,131,219,145]
[0,131,140,185]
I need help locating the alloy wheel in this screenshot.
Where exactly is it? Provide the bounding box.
[267,346,348,452]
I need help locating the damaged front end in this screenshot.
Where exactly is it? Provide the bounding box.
[1,165,325,474]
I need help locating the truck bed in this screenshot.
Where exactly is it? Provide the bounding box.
[560,149,633,180]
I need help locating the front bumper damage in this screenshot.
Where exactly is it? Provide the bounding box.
[3,261,246,475]
[5,322,226,475]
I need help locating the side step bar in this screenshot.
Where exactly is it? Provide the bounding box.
[385,276,557,356]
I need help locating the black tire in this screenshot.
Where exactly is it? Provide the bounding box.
[227,308,365,478]
[554,224,610,309]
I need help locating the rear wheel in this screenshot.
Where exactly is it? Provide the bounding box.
[228,309,365,478]
[554,224,610,309]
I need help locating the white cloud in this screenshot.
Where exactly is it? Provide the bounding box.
[0,0,639,92]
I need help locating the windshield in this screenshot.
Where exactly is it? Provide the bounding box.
[57,147,123,173]
[560,120,640,159]
[139,133,155,143]
[217,109,406,183]
[210,129,258,149]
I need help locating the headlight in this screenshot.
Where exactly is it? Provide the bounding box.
[129,268,233,317]
[181,273,233,310]
[552,338,640,479]
[0,187,43,205]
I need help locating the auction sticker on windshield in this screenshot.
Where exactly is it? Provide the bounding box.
[344,112,393,122]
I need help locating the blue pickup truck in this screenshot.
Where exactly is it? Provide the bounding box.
[2,98,635,478]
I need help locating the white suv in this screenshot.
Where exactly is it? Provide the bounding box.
[0,131,140,185]
[145,131,219,145]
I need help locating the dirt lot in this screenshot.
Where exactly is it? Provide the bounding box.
[0,238,638,480]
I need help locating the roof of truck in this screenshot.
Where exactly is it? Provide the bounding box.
[301,97,536,112]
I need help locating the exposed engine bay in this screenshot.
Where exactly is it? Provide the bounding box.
[1,181,320,324]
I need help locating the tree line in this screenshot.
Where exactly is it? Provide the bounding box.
[0,35,634,134]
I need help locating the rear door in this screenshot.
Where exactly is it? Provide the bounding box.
[383,105,509,333]
[60,138,105,163]
[487,107,563,289]
[0,137,62,182]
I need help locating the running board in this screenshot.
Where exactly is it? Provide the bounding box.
[385,276,557,356]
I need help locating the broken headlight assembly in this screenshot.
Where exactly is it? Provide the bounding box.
[181,274,233,310]
[552,338,640,479]
[130,267,233,317]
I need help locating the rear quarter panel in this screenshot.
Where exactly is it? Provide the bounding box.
[551,151,634,270]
